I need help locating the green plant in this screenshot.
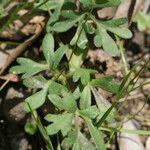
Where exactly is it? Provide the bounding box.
[9,0,150,150]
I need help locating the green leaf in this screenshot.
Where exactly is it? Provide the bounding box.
[23,75,47,89]
[45,113,73,136]
[90,76,119,93]
[27,102,53,149]
[80,84,91,109]
[48,93,77,113]
[73,131,95,150]
[77,28,88,49]
[47,1,63,24]
[24,88,48,112]
[86,118,106,150]
[48,94,64,110]
[73,68,96,85]
[34,0,57,11]
[67,48,85,72]
[80,0,95,7]
[73,141,81,150]
[92,88,115,123]
[48,81,68,95]
[52,15,84,32]
[106,27,132,39]
[46,0,64,32]
[79,105,99,119]
[42,33,54,68]
[94,34,102,47]
[9,58,48,78]
[36,117,54,150]
[53,44,67,69]
[24,120,37,135]
[62,1,77,10]
[70,20,88,49]
[73,86,81,100]
[61,130,77,149]
[62,93,77,112]
[100,18,127,27]
[101,29,119,56]
[61,10,80,19]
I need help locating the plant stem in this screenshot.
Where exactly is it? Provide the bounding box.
[115,35,129,75]
[0,80,9,92]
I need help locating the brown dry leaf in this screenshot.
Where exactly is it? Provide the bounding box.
[0,20,45,75]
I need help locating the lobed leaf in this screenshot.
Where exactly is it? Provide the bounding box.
[48,94,64,110]
[9,58,48,78]
[48,93,77,113]
[45,113,73,136]
[24,88,48,112]
[73,68,96,85]
[79,105,99,119]
[52,15,84,32]
[23,75,47,89]
[48,81,68,95]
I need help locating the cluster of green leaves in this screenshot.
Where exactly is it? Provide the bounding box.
[10,42,119,149]
[35,0,132,56]
[9,0,135,149]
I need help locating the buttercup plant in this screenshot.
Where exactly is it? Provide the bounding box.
[9,0,137,149]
